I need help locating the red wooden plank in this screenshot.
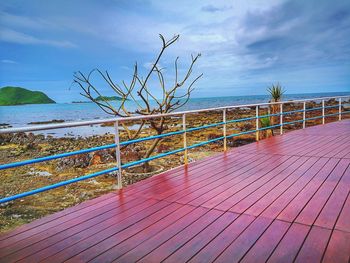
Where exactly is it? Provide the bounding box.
[335,192,350,232]
[188,214,255,263]
[0,193,139,249]
[240,220,290,263]
[119,151,232,198]
[314,164,350,229]
[302,135,344,157]
[62,202,186,263]
[154,152,265,202]
[267,223,310,263]
[89,204,197,263]
[289,135,342,157]
[323,141,350,158]
[127,152,253,199]
[230,157,308,214]
[138,209,224,262]
[333,144,350,158]
[294,226,332,263]
[236,134,316,156]
[295,159,349,226]
[322,230,350,263]
[212,156,295,211]
[277,158,339,223]
[162,212,238,263]
[201,155,292,210]
[214,216,273,263]
[123,151,247,197]
[115,207,209,263]
[173,154,275,206]
[0,192,118,241]
[1,197,157,261]
[261,157,329,219]
[19,200,171,263]
[245,157,319,217]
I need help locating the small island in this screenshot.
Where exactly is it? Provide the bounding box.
[95,95,124,101]
[0,86,56,106]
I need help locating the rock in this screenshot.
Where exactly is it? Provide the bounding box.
[57,154,90,171]
[120,145,144,163]
[89,149,115,166]
[207,133,223,145]
[238,122,254,131]
[157,144,170,153]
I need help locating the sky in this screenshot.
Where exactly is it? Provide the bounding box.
[0,0,350,103]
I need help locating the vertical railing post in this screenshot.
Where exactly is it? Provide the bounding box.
[255,106,259,141]
[322,99,325,124]
[114,121,122,189]
[280,103,283,135]
[183,113,188,165]
[339,98,342,121]
[303,101,306,129]
[223,109,227,151]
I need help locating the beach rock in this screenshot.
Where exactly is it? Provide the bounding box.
[239,122,254,131]
[9,132,29,144]
[89,149,115,166]
[121,145,144,162]
[57,154,90,171]
[207,133,223,145]
[157,144,170,153]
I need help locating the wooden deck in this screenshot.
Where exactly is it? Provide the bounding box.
[1,120,349,263]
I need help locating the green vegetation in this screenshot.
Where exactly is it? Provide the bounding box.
[260,117,271,128]
[0,86,55,106]
[95,96,123,101]
[260,116,274,138]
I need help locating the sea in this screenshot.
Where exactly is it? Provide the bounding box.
[1,92,349,137]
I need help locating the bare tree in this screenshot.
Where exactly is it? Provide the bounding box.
[73,34,202,171]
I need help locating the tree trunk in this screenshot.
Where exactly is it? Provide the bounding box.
[142,137,162,172]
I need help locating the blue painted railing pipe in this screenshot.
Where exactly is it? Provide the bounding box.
[0,167,119,204]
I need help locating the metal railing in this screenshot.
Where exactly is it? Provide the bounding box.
[0,95,349,204]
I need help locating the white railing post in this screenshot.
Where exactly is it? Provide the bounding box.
[322,100,325,124]
[303,101,306,129]
[280,103,283,134]
[255,106,259,141]
[114,121,123,189]
[223,109,227,151]
[339,98,342,121]
[183,113,188,165]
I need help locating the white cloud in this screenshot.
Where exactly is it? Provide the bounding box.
[0,28,76,48]
[1,59,17,64]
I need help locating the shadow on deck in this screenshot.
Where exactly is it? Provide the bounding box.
[1,120,349,263]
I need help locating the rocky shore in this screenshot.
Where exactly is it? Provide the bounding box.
[0,99,349,232]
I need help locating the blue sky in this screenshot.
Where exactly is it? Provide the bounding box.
[0,0,349,102]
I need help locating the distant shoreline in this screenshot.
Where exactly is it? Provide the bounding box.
[1,93,349,137]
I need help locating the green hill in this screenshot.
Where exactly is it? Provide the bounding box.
[0,86,56,106]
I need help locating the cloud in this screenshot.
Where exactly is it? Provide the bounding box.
[0,0,349,98]
[0,28,77,48]
[1,59,17,64]
[201,5,232,13]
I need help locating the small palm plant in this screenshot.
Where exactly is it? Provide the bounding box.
[267,83,285,102]
[267,83,285,125]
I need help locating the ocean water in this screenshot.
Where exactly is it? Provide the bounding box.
[1,92,349,137]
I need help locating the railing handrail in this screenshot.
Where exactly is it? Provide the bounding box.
[0,95,349,204]
[1,95,349,134]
